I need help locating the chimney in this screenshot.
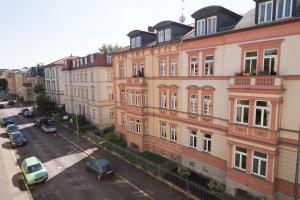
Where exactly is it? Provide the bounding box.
[148,26,155,33]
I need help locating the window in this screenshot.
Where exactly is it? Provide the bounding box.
[110,109,115,118]
[244,51,258,75]
[128,91,133,105]
[136,37,141,47]
[133,63,138,77]
[171,92,177,111]
[143,92,147,107]
[80,58,83,66]
[252,151,267,177]
[160,91,167,109]
[121,113,126,126]
[170,59,177,76]
[85,89,88,99]
[84,72,87,82]
[189,130,197,148]
[139,63,144,77]
[259,1,273,23]
[234,146,247,171]
[107,55,112,63]
[204,55,214,76]
[158,31,164,43]
[109,92,113,101]
[276,0,292,19]
[197,19,206,36]
[135,91,140,106]
[90,54,94,63]
[90,72,94,82]
[263,49,278,75]
[255,101,271,128]
[120,89,125,102]
[84,57,88,65]
[203,95,212,116]
[207,16,217,34]
[120,64,125,77]
[203,134,211,153]
[235,100,249,124]
[160,123,167,139]
[190,94,197,114]
[131,38,136,48]
[165,29,171,41]
[190,57,198,76]
[160,60,167,76]
[91,86,95,100]
[171,126,177,142]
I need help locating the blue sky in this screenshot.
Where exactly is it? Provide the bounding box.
[0,0,255,68]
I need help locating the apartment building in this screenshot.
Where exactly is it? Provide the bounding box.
[44,56,76,105]
[113,1,300,199]
[63,52,114,129]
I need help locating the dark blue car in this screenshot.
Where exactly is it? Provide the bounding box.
[86,159,115,180]
[1,117,13,127]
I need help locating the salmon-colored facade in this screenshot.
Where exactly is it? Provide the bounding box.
[113,4,300,200]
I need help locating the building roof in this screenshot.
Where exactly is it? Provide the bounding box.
[127,30,156,37]
[153,20,192,30]
[45,55,77,67]
[191,5,242,19]
[234,8,255,29]
[27,67,44,77]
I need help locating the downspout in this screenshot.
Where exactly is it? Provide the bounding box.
[294,124,300,200]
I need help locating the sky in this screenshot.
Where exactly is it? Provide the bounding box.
[0,0,255,69]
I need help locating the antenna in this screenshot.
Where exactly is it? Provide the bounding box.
[179,0,186,23]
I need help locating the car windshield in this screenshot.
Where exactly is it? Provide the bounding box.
[8,125,17,131]
[103,164,114,172]
[47,124,55,128]
[12,133,24,140]
[27,163,42,173]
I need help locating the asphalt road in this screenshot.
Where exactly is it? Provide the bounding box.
[0,104,188,200]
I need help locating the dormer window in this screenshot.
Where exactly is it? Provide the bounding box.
[131,36,141,48]
[207,16,217,34]
[90,54,94,63]
[158,29,171,43]
[158,31,164,43]
[258,1,273,24]
[165,29,171,41]
[196,19,206,36]
[276,0,292,20]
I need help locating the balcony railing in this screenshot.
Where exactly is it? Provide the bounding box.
[230,75,283,89]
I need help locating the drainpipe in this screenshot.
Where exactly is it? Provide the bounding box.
[294,124,300,200]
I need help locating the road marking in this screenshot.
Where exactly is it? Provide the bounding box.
[57,131,154,200]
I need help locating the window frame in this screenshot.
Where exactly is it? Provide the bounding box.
[204,55,214,76]
[234,146,247,171]
[196,19,206,36]
[203,95,213,116]
[263,48,278,75]
[203,134,211,153]
[258,1,273,24]
[189,130,197,149]
[235,100,250,125]
[189,94,197,114]
[252,151,268,178]
[254,101,271,128]
[160,60,167,77]
[165,29,171,42]
[160,91,167,109]
[158,31,164,43]
[170,58,177,76]
[190,56,198,76]
[160,123,167,139]
[276,0,293,20]
[171,125,177,142]
[244,51,258,75]
[207,16,217,34]
[170,92,177,111]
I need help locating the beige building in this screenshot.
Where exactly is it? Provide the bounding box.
[63,52,114,129]
[113,3,300,200]
[44,56,76,105]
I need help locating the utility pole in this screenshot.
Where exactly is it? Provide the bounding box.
[295,124,300,200]
[75,107,79,142]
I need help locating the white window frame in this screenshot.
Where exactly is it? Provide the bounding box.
[204,55,214,76]
[120,64,125,77]
[252,151,268,178]
[189,130,197,148]
[263,49,278,75]
[131,38,136,48]
[143,92,147,107]
[160,91,167,109]
[133,63,138,77]
[171,92,177,111]
[207,16,217,34]
[276,0,293,20]
[135,91,140,106]
[203,95,212,116]
[160,60,167,76]
[235,100,249,125]
[258,1,273,24]
[135,120,140,134]
[234,146,247,171]
[171,126,177,142]
[120,89,125,102]
[196,19,206,36]
[128,91,133,105]
[171,59,177,76]
[203,134,211,153]
[190,57,198,76]
[90,54,94,63]
[254,101,271,128]
[158,31,164,43]
[190,94,197,114]
[110,109,115,118]
[121,113,126,126]
[244,51,258,75]
[136,37,141,47]
[160,123,167,139]
[165,29,171,41]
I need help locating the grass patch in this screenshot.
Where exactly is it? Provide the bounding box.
[140,151,169,165]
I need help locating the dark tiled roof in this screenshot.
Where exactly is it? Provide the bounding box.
[191,5,242,19]
[27,67,44,77]
[234,9,256,29]
[153,20,193,30]
[127,30,155,37]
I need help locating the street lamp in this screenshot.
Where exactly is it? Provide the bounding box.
[75,105,79,142]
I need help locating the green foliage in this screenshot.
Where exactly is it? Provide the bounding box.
[207,180,225,195]
[99,43,122,54]
[104,132,118,142]
[36,93,54,113]
[177,166,191,179]
[0,78,8,91]
[34,82,45,94]
[251,195,267,200]
[71,115,88,127]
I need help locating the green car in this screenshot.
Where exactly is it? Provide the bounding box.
[21,156,48,185]
[86,159,115,180]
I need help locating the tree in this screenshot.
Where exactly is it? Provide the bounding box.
[34,82,45,94]
[36,93,54,113]
[0,78,8,91]
[99,43,122,54]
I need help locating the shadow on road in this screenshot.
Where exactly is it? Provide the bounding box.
[12,172,27,192]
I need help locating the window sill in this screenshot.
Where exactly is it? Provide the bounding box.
[232,167,247,174]
[251,173,267,181]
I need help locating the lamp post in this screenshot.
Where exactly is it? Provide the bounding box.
[75,106,79,142]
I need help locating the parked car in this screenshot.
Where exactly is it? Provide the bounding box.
[24,110,34,117]
[41,124,57,133]
[21,156,48,185]
[0,104,4,109]
[86,159,115,180]
[0,117,13,127]
[8,101,15,105]
[34,118,48,127]
[4,124,19,137]
[19,108,29,115]
[9,131,27,147]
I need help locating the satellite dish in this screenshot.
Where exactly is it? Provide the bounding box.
[179,15,186,23]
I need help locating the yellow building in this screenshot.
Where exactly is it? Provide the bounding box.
[113,4,300,200]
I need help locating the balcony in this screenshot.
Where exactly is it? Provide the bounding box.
[126,76,147,87]
[229,75,284,91]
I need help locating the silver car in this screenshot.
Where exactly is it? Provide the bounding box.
[41,124,57,133]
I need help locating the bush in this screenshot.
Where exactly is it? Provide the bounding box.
[103,125,115,134]
[177,166,191,179]
[251,195,267,200]
[104,132,119,143]
[71,115,88,127]
[207,180,225,195]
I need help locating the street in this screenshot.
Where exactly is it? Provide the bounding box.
[0,104,188,200]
